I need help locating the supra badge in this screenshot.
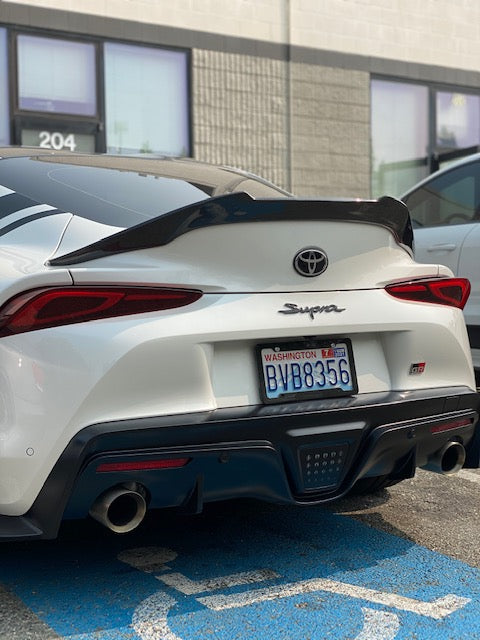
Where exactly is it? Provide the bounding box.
[278,303,346,320]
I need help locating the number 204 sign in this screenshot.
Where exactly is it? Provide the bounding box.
[21,128,96,153]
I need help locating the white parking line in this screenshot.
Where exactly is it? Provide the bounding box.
[133,592,181,640]
[117,547,473,640]
[159,569,279,594]
[197,578,470,620]
[356,608,400,640]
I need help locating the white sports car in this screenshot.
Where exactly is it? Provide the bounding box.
[0,147,478,540]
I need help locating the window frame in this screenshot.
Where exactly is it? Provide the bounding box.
[371,75,480,197]
[2,25,192,156]
[0,27,10,145]
[10,30,103,121]
[103,39,192,157]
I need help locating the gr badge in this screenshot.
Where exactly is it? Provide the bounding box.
[409,362,426,375]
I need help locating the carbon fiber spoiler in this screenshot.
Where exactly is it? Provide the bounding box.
[48,192,413,266]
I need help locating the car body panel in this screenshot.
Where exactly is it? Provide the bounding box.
[413,223,471,276]
[61,221,438,293]
[0,286,474,516]
[459,224,480,368]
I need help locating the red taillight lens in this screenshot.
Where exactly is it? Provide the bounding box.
[96,458,191,473]
[430,418,473,434]
[0,287,202,337]
[385,278,471,309]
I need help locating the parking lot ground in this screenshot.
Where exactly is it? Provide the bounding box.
[0,468,479,639]
[331,468,480,569]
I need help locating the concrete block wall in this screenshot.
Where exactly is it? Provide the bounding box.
[7,0,480,73]
[193,52,371,197]
[3,0,287,43]
[291,0,480,73]
[192,49,290,191]
[291,64,370,197]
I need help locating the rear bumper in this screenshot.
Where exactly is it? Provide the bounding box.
[2,386,480,541]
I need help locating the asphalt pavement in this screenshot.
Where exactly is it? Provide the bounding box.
[332,468,480,568]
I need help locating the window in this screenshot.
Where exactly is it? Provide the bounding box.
[436,92,480,167]
[0,156,210,228]
[17,34,96,116]
[6,29,190,156]
[371,79,429,198]
[404,160,480,227]
[0,28,9,145]
[104,42,190,156]
[372,79,480,199]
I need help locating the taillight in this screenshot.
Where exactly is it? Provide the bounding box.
[385,278,470,309]
[96,458,191,472]
[430,418,473,434]
[0,286,202,337]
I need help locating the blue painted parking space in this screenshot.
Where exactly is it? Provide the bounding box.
[0,504,479,639]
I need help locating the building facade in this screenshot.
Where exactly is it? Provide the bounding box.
[1,0,480,199]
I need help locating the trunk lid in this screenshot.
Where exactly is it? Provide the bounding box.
[49,194,437,293]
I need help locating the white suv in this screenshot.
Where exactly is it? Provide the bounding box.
[403,154,480,380]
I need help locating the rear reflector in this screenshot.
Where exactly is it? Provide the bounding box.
[430,418,473,434]
[96,458,191,473]
[0,287,202,337]
[385,278,470,309]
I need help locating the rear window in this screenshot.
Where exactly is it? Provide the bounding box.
[0,156,212,228]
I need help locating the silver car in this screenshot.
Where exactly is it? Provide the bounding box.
[403,154,480,381]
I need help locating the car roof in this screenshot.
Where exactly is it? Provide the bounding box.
[0,147,291,198]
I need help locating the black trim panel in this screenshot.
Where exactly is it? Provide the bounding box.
[467,325,480,350]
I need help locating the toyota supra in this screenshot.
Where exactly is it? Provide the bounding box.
[0,147,478,540]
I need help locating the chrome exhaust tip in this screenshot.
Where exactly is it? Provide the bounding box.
[89,484,147,534]
[424,441,466,475]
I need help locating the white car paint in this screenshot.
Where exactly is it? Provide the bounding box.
[414,223,480,369]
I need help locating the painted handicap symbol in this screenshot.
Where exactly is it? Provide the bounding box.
[118,546,470,640]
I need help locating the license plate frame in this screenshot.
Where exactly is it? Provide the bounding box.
[256,338,358,404]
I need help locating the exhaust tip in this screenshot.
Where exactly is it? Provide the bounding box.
[423,441,466,475]
[89,485,147,534]
[439,441,466,475]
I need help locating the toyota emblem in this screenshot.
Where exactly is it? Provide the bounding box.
[293,247,328,277]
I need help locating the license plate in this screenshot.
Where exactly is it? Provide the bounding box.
[257,339,357,403]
